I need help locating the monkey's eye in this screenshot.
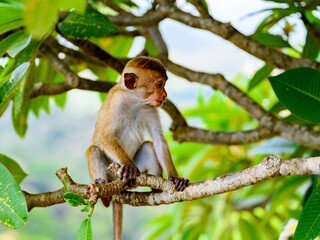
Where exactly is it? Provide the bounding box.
[157,82,163,88]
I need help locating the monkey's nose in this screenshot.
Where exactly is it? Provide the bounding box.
[162,91,167,101]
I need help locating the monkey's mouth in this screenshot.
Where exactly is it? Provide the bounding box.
[153,100,163,107]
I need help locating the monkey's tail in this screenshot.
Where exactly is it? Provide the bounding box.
[113,202,123,240]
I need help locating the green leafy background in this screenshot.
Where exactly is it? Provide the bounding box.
[0,0,320,239]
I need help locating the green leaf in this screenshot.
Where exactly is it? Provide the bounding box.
[63,192,86,207]
[7,32,32,58]
[186,0,208,12]
[58,7,119,39]
[14,62,35,115]
[239,217,264,240]
[0,95,10,117]
[0,162,28,228]
[0,30,25,57]
[269,68,320,123]
[0,3,24,25]
[0,154,28,185]
[254,7,296,33]
[25,0,59,39]
[59,0,87,12]
[252,33,291,48]
[248,64,274,91]
[0,73,11,117]
[12,87,29,137]
[78,218,93,240]
[0,19,24,35]
[268,101,286,114]
[112,0,137,7]
[266,177,309,221]
[305,11,320,29]
[302,31,320,61]
[293,184,320,240]
[200,0,208,12]
[111,0,138,7]
[0,62,30,105]
[0,58,16,81]
[30,59,54,115]
[53,73,67,109]
[15,39,40,66]
[98,36,134,57]
[12,63,35,137]
[81,204,91,213]
[145,39,160,57]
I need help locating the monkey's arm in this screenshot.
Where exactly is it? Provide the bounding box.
[99,137,135,166]
[98,136,140,185]
[147,112,189,191]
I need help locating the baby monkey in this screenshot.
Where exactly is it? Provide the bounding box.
[86,56,189,240]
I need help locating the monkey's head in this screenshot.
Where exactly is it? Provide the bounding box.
[121,57,168,107]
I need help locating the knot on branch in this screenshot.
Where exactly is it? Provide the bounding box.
[261,155,280,169]
[30,82,44,98]
[259,115,276,129]
[66,73,80,88]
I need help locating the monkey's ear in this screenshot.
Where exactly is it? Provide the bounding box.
[124,73,137,90]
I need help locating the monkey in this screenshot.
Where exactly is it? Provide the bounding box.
[86,56,189,240]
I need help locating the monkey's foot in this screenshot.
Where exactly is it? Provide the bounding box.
[169,176,189,191]
[94,178,106,185]
[88,178,112,208]
[86,184,99,205]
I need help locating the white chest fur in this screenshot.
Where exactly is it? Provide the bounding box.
[116,102,155,158]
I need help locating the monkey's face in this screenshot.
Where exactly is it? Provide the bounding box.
[123,68,168,107]
[142,75,167,107]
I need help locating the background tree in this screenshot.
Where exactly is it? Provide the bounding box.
[0,0,320,239]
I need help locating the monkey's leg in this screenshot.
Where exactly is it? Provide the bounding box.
[112,142,163,240]
[135,141,189,191]
[86,145,112,207]
[134,141,163,177]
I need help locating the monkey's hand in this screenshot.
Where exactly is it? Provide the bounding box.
[169,176,189,191]
[120,164,140,186]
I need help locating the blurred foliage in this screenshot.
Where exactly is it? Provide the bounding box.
[0,161,28,229]
[148,83,312,239]
[0,0,320,239]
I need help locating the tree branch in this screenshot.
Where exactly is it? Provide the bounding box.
[23,156,320,209]
[107,3,320,70]
[163,58,269,121]
[167,7,320,70]
[39,44,80,88]
[58,35,125,73]
[163,58,320,149]
[112,155,320,206]
[31,39,320,149]
[46,37,106,67]
[171,126,275,145]
[30,78,115,98]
